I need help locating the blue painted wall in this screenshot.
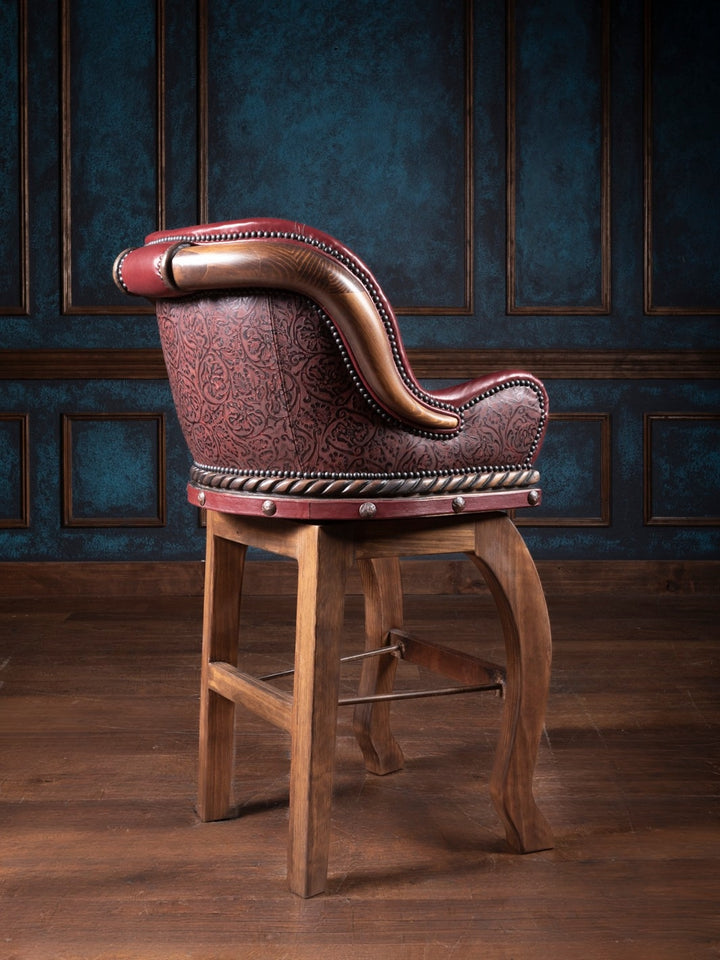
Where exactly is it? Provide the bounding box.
[0,0,718,562]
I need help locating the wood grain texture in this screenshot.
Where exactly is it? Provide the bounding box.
[195,511,552,896]
[197,523,245,822]
[286,525,350,897]
[1,590,719,956]
[470,515,553,853]
[2,348,719,379]
[0,559,718,599]
[352,558,405,775]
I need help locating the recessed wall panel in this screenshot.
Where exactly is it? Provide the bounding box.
[518,413,611,526]
[645,0,720,314]
[508,0,609,314]
[162,0,200,228]
[201,0,471,314]
[62,0,159,313]
[644,414,720,524]
[0,0,28,314]
[62,413,166,526]
[0,414,29,528]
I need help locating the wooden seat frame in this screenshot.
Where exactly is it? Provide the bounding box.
[114,218,553,897]
[199,506,553,898]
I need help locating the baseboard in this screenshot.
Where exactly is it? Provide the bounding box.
[0,561,206,599]
[0,559,717,598]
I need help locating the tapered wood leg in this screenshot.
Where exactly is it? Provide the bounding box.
[197,511,246,822]
[353,557,405,775]
[287,526,350,898]
[469,513,554,853]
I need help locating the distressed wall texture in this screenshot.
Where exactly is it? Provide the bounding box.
[1,0,718,561]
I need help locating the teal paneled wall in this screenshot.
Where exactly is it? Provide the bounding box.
[0,0,718,562]
[205,0,469,312]
[649,1,720,310]
[1,379,203,560]
[521,379,720,560]
[512,0,606,310]
[0,2,24,313]
[67,0,158,311]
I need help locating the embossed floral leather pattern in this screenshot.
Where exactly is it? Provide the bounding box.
[116,219,549,499]
[156,290,545,483]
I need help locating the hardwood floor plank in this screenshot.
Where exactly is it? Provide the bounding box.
[1,591,719,958]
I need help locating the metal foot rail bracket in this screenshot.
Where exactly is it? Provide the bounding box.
[256,629,507,707]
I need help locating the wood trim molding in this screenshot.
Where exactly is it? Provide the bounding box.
[197,0,474,316]
[644,412,720,525]
[0,559,717,599]
[4,0,30,316]
[0,413,29,528]
[507,0,611,315]
[643,0,720,316]
[61,412,167,527]
[515,412,612,527]
[60,0,164,315]
[1,349,718,380]
[410,349,720,380]
[0,350,168,378]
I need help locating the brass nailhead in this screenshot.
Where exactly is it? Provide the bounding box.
[197,491,206,506]
[527,489,540,506]
[358,502,377,519]
[452,496,466,514]
[262,499,277,516]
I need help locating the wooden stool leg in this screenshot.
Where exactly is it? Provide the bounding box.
[287,526,350,898]
[469,513,554,854]
[353,557,405,775]
[198,511,247,822]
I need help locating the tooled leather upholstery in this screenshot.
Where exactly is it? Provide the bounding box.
[114,219,548,503]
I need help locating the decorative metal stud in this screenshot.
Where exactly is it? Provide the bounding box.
[262,499,277,516]
[527,489,540,506]
[452,496,466,514]
[358,501,377,519]
[197,490,206,506]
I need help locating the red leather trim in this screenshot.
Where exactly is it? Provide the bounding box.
[433,371,546,407]
[113,241,183,298]
[114,218,549,478]
[167,239,460,433]
[188,483,542,521]
[139,219,412,380]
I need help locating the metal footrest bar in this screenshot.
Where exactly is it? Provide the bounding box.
[258,643,404,682]
[255,637,504,707]
[338,681,503,706]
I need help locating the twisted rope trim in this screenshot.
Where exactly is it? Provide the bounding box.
[190,463,540,499]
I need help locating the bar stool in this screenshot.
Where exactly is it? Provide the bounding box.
[114,218,553,897]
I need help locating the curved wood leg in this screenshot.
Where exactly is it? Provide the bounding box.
[352,557,405,775]
[469,514,553,853]
[287,526,350,897]
[198,511,246,822]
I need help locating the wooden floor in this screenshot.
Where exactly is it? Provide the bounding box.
[1,584,719,959]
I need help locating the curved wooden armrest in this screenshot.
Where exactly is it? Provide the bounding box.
[118,237,461,435]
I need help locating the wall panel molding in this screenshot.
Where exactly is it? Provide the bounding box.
[0,413,30,529]
[0,0,29,315]
[62,412,167,527]
[1,349,718,381]
[197,0,474,316]
[0,559,717,599]
[507,0,610,314]
[516,412,611,527]
[644,413,720,525]
[410,349,720,380]
[60,0,165,315]
[643,0,720,315]
[0,350,168,379]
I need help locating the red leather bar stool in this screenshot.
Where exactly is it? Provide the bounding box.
[114,219,553,897]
